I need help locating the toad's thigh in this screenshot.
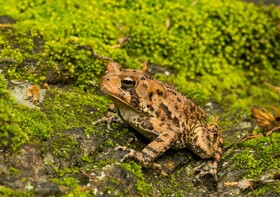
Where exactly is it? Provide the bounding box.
[187,124,222,159]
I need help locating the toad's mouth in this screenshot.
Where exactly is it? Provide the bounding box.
[108,94,137,110]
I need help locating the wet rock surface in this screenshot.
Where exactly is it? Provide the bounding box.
[0,120,279,196]
[0,144,60,195]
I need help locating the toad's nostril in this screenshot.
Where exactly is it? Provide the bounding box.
[107,78,110,81]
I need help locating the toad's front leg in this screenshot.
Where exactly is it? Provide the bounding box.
[93,104,124,130]
[115,131,178,173]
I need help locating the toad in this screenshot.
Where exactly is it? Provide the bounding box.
[97,62,224,179]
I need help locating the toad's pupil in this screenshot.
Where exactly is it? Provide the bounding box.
[123,79,133,84]
[121,77,136,89]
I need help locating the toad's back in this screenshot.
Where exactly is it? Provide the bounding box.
[99,62,223,178]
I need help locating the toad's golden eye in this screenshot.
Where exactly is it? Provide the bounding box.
[121,77,137,90]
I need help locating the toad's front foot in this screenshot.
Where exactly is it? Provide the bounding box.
[93,111,123,130]
[115,146,162,171]
[194,159,218,181]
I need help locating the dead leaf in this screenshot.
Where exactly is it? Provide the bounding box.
[251,107,278,130]
[43,83,50,90]
[264,82,280,94]
[26,85,40,104]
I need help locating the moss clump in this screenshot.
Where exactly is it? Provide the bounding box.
[0,106,29,151]
[119,161,152,196]
[0,1,140,88]
[0,75,29,150]
[0,74,53,150]
[0,28,117,88]
[0,186,31,197]
[1,0,279,99]
[42,87,110,134]
[8,166,21,176]
[47,162,79,178]
[50,133,80,160]
[251,183,280,196]
[115,0,280,76]
[230,133,280,178]
[49,177,79,187]
[16,106,53,140]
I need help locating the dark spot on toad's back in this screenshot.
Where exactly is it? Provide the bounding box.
[156,89,163,96]
[159,103,172,119]
[173,117,179,127]
[149,92,153,101]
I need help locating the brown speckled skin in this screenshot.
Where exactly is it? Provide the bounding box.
[99,62,224,177]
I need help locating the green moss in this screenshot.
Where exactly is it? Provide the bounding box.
[0,75,54,150]
[79,155,94,163]
[50,133,80,159]
[0,106,29,150]
[16,106,53,140]
[49,177,92,196]
[249,183,280,196]
[0,0,280,195]
[94,160,115,169]
[230,133,280,178]
[0,186,31,197]
[8,166,20,175]
[1,0,279,94]
[49,177,79,187]
[47,162,79,178]
[230,150,263,178]
[42,87,110,134]
[63,188,91,197]
[104,139,115,147]
[119,161,151,196]
[161,174,182,196]
[0,75,29,150]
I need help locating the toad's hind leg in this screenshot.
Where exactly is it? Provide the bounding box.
[187,122,223,180]
[116,131,178,168]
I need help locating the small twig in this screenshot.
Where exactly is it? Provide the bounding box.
[91,50,113,61]
[225,125,280,152]
[0,24,14,28]
[0,57,17,62]
[80,169,96,179]
[224,177,280,190]
[265,126,280,136]
[224,133,262,151]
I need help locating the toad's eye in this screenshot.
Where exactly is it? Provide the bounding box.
[121,77,136,90]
